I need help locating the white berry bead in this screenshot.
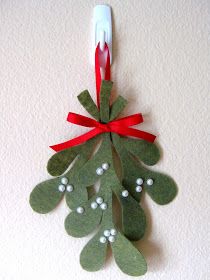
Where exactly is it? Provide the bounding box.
[108,236,115,243]
[96,197,103,205]
[66,184,74,192]
[102,163,109,170]
[61,177,68,185]
[91,201,98,210]
[122,190,129,197]
[100,202,107,210]
[96,167,104,176]
[147,178,154,186]
[76,206,84,214]
[136,185,143,193]
[99,236,107,243]
[103,230,111,237]
[110,228,117,236]
[136,178,143,185]
[58,184,65,192]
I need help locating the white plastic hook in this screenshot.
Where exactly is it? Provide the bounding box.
[93,4,112,64]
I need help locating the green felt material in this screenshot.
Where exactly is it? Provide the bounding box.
[112,133,177,204]
[80,231,108,272]
[112,233,147,276]
[47,135,98,177]
[116,189,146,241]
[47,145,79,176]
[77,134,113,187]
[77,90,100,120]
[65,167,115,238]
[64,177,88,210]
[29,178,63,214]
[99,159,146,241]
[30,138,100,214]
[65,166,114,237]
[29,174,88,214]
[79,186,113,271]
[123,137,160,166]
[64,139,100,209]
[100,181,115,227]
[65,197,102,237]
[144,171,177,205]
[112,134,143,202]
[99,80,113,123]
[109,95,128,121]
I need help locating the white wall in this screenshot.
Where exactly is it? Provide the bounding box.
[0,0,209,279]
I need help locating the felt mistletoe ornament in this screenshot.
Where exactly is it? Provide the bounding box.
[29,43,177,276]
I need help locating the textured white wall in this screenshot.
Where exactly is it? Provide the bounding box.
[0,0,209,279]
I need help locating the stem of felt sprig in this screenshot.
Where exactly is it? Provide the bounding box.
[95,42,111,108]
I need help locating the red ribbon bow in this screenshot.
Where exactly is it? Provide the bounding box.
[50,42,156,152]
[50,113,156,152]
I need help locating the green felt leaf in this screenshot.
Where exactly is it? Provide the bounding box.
[47,137,98,177]
[77,134,113,187]
[29,178,63,214]
[117,191,146,240]
[100,80,113,123]
[144,172,177,205]
[47,146,79,176]
[65,198,102,237]
[112,233,147,276]
[123,137,160,166]
[80,231,108,271]
[110,95,128,121]
[77,90,100,120]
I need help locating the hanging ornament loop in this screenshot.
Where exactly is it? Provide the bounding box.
[95,42,111,107]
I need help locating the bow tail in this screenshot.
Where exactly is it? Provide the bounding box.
[110,126,156,143]
[50,127,103,152]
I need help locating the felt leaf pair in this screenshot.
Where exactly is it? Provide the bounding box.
[112,133,177,205]
[30,138,98,213]
[80,229,147,276]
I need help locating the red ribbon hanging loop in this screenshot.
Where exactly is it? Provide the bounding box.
[95,42,110,107]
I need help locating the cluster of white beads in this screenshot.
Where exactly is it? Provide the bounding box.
[135,177,154,192]
[58,177,74,193]
[135,177,143,193]
[99,228,117,244]
[96,163,110,176]
[91,196,107,210]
